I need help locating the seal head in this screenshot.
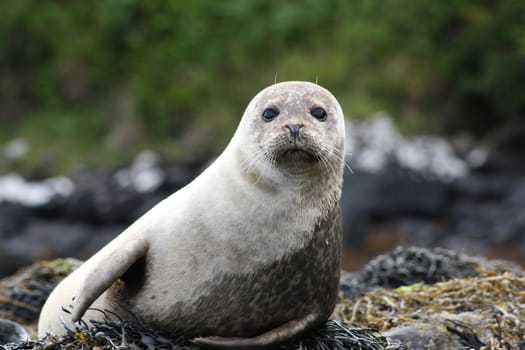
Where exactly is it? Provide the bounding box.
[235,81,344,173]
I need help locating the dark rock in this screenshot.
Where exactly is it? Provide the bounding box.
[340,246,478,298]
[65,169,141,224]
[337,250,525,350]
[0,258,81,334]
[451,174,512,200]
[0,221,121,277]
[383,323,464,350]
[0,202,28,239]
[341,168,449,248]
[163,163,198,191]
[0,318,29,345]
[343,169,449,217]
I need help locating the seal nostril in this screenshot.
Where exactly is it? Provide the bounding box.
[286,124,303,138]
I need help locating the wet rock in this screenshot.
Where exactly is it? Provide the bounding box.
[383,323,464,350]
[0,318,29,345]
[451,174,512,200]
[345,114,468,181]
[341,169,450,248]
[337,249,525,350]
[0,221,121,278]
[343,169,449,216]
[65,168,144,224]
[0,202,28,240]
[0,259,81,338]
[0,174,74,208]
[339,246,478,298]
[340,114,525,267]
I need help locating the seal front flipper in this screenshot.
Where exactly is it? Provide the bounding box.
[70,238,149,322]
[194,313,319,349]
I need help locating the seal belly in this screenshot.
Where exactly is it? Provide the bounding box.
[162,206,342,338]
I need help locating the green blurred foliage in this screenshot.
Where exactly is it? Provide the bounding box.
[0,0,524,171]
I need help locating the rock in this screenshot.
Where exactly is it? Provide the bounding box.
[336,249,525,350]
[343,169,449,216]
[383,323,464,350]
[0,259,81,338]
[0,174,74,208]
[0,220,122,278]
[451,174,512,200]
[65,168,143,223]
[163,163,197,191]
[0,202,28,240]
[113,150,165,194]
[339,246,478,298]
[345,114,468,181]
[0,318,29,345]
[341,169,449,247]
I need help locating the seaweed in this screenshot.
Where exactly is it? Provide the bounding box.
[336,272,525,349]
[1,314,406,350]
[0,259,81,326]
[340,246,480,298]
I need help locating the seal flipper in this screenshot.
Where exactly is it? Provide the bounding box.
[194,313,319,349]
[70,238,149,322]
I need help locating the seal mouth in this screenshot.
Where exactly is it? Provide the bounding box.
[279,147,318,162]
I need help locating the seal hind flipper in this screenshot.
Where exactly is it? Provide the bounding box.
[193,313,319,349]
[71,238,149,322]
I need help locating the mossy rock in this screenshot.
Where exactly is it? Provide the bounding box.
[336,264,525,349]
[0,258,81,336]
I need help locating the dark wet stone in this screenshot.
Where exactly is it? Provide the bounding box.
[383,323,464,350]
[341,168,449,248]
[339,246,478,298]
[0,202,28,240]
[0,318,29,345]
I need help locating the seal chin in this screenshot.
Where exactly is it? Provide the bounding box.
[277,147,318,163]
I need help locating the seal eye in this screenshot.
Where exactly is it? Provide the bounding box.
[262,108,279,122]
[310,107,327,121]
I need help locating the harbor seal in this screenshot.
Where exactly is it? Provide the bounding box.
[38,81,346,348]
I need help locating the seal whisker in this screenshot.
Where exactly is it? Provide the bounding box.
[318,148,341,177]
[239,148,264,174]
[344,161,354,173]
[319,144,349,174]
[318,150,334,176]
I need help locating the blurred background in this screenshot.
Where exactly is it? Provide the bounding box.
[1,1,525,277]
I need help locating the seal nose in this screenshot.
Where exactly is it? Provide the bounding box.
[285,124,303,138]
